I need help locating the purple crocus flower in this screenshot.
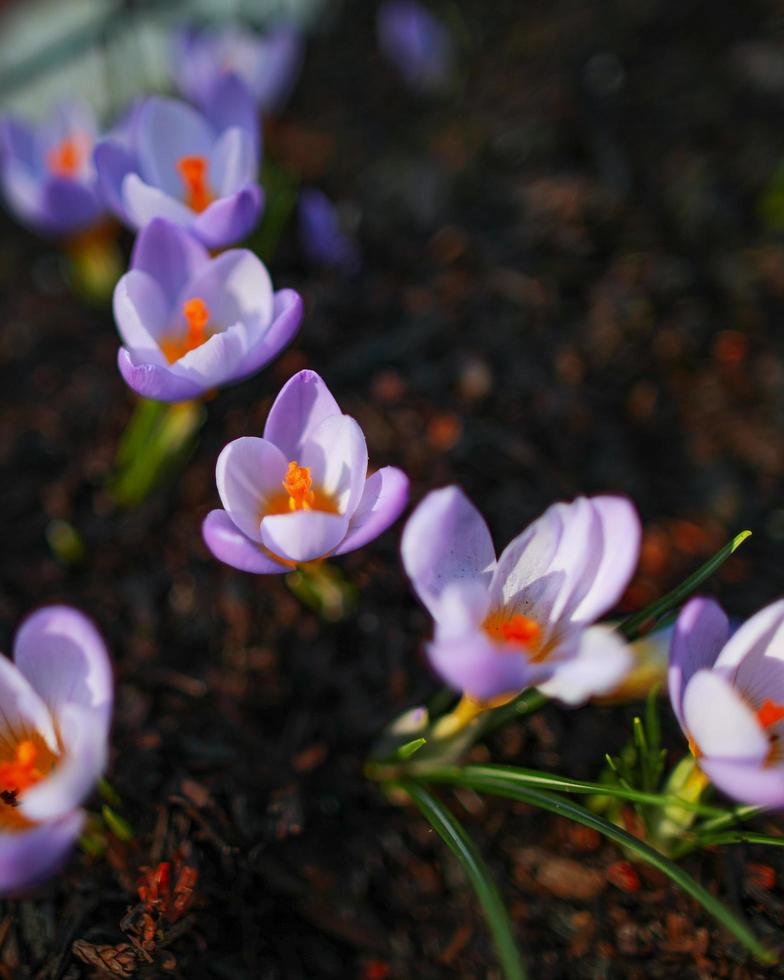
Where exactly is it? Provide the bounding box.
[670,597,784,808]
[299,188,361,274]
[0,606,112,894]
[202,370,410,570]
[172,25,303,114]
[377,1,455,94]
[113,218,302,402]
[0,101,104,236]
[94,83,261,249]
[401,487,641,704]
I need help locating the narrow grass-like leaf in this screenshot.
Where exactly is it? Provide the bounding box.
[396,737,428,760]
[619,530,751,641]
[397,781,527,980]
[418,769,774,964]
[697,831,784,848]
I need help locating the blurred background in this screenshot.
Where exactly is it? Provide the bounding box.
[1,0,784,976]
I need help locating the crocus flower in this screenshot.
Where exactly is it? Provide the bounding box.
[113,218,302,402]
[0,606,111,893]
[172,25,303,113]
[401,487,640,704]
[202,370,410,570]
[94,85,261,249]
[0,101,104,236]
[377,1,455,94]
[669,597,784,808]
[299,188,361,274]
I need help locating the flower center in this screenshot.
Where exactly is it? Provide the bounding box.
[0,736,56,831]
[159,297,213,364]
[283,461,315,511]
[483,612,544,660]
[260,461,341,527]
[177,155,213,212]
[46,134,88,177]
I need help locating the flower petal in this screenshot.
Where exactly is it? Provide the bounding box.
[116,347,204,402]
[202,509,288,574]
[40,177,101,235]
[137,96,215,198]
[232,288,303,380]
[668,598,729,730]
[683,669,768,761]
[263,370,341,459]
[210,127,256,196]
[216,436,288,542]
[121,172,194,230]
[174,248,273,333]
[427,632,534,702]
[699,758,784,809]
[93,139,137,218]
[113,269,170,361]
[301,414,368,516]
[401,486,496,620]
[0,809,84,896]
[537,625,633,705]
[715,599,784,684]
[130,217,209,308]
[0,656,56,753]
[203,75,260,158]
[191,184,263,248]
[14,606,112,736]
[333,466,410,555]
[21,704,107,822]
[260,510,349,564]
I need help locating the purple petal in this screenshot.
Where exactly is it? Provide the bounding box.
[40,177,101,235]
[668,598,729,730]
[263,369,341,459]
[137,96,214,197]
[130,218,209,308]
[568,496,641,624]
[537,625,633,705]
[542,497,602,624]
[0,159,43,229]
[167,322,248,387]
[298,188,361,273]
[203,74,260,158]
[333,466,410,556]
[122,173,194,230]
[191,184,263,248]
[0,118,39,174]
[14,606,112,735]
[433,579,492,640]
[683,670,768,761]
[0,809,84,896]
[260,510,349,564]
[113,270,170,362]
[232,288,303,379]
[117,347,204,402]
[216,436,288,541]
[301,414,368,516]
[377,0,455,93]
[715,598,784,679]
[427,631,533,702]
[173,248,273,331]
[700,758,784,809]
[21,704,107,822]
[0,656,56,752]
[401,486,496,620]
[202,509,288,574]
[93,139,137,218]
[210,127,256,196]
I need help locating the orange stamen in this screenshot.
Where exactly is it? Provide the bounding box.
[159,297,212,364]
[283,461,315,511]
[498,614,541,645]
[0,740,43,798]
[758,699,784,729]
[177,155,213,212]
[46,136,85,177]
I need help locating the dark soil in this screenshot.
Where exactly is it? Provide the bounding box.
[2,0,784,976]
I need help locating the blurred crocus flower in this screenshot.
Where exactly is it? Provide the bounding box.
[670,597,784,808]
[94,85,261,249]
[299,188,361,274]
[0,102,104,236]
[203,370,409,570]
[113,218,302,402]
[0,606,111,894]
[401,488,640,704]
[172,25,303,114]
[377,1,455,94]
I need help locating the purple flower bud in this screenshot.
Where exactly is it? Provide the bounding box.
[0,101,104,236]
[401,488,640,704]
[669,597,784,808]
[377,1,455,94]
[113,219,302,402]
[202,370,409,570]
[94,84,262,249]
[172,25,303,114]
[0,606,112,894]
[299,188,361,274]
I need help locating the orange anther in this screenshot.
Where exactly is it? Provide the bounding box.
[183,297,209,343]
[283,461,315,511]
[46,136,84,177]
[757,699,784,729]
[177,155,213,212]
[499,614,541,645]
[0,740,43,797]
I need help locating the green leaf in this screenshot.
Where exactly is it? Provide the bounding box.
[697,831,784,848]
[619,530,751,641]
[396,737,428,760]
[397,781,528,980]
[102,804,134,843]
[418,768,775,964]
